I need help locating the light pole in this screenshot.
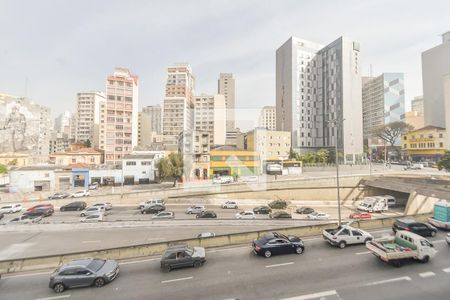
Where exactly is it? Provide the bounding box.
[329,118,342,226]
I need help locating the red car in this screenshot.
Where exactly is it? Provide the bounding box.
[26,203,55,212]
[349,212,372,219]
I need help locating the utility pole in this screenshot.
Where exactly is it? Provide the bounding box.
[334,123,342,226]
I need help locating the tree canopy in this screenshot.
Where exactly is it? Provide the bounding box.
[0,164,7,174]
[372,122,413,147]
[156,152,185,186]
[437,151,450,172]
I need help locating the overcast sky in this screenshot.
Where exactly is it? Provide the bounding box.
[1,0,449,130]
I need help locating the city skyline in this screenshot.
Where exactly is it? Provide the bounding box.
[1,1,450,130]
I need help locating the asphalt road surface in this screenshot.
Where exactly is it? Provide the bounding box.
[1,229,449,300]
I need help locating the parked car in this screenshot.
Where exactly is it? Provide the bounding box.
[0,203,22,214]
[253,206,272,214]
[7,214,42,224]
[307,212,329,220]
[138,199,165,209]
[49,258,119,293]
[253,232,304,258]
[160,245,206,272]
[323,225,373,249]
[296,207,314,214]
[185,205,206,214]
[235,211,256,219]
[26,203,54,212]
[221,201,238,209]
[152,211,175,219]
[93,202,112,211]
[392,218,437,237]
[24,207,54,217]
[0,213,4,220]
[80,214,103,223]
[71,190,90,198]
[48,192,70,200]
[269,211,292,219]
[212,176,233,184]
[141,204,166,214]
[349,212,372,219]
[196,211,217,219]
[60,201,87,212]
[197,232,216,239]
[80,207,104,217]
[88,182,99,190]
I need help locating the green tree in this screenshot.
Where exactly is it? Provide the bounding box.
[156,152,185,186]
[0,164,7,174]
[289,148,297,160]
[84,140,91,148]
[372,122,413,147]
[437,151,450,172]
[8,159,18,166]
[316,149,330,163]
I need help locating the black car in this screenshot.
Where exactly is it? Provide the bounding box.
[296,207,314,214]
[141,204,166,214]
[196,211,217,219]
[269,211,292,219]
[253,206,272,214]
[0,213,4,220]
[60,201,87,212]
[160,245,206,272]
[23,207,54,218]
[48,192,70,200]
[253,232,304,258]
[392,218,437,237]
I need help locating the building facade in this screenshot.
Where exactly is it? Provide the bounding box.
[402,126,447,162]
[276,36,363,163]
[179,130,210,180]
[411,96,424,116]
[54,111,72,136]
[138,105,162,148]
[259,106,276,130]
[49,144,103,166]
[194,94,226,146]
[122,153,158,184]
[100,68,139,165]
[218,73,235,132]
[210,146,260,177]
[75,91,106,147]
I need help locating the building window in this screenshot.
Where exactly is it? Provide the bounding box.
[126,161,136,166]
[440,142,444,148]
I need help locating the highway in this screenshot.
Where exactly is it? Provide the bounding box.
[1,229,449,300]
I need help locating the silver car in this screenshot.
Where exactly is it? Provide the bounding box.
[49,259,119,293]
[185,205,206,214]
[152,211,175,219]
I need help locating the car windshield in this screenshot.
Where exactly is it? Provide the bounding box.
[185,247,194,256]
[87,259,106,272]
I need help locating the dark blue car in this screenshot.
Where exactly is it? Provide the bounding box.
[253,232,304,258]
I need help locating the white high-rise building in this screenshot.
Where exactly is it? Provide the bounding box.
[54,111,72,135]
[259,106,276,130]
[218,73,235,133]
[276,36,363,163]
[75,91,106,147]
[194,94,226,146]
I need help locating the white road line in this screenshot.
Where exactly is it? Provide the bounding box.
[365,276,411,286]
[119,258,159,265]
[355,251,371,255]
[432,239,446,244]
[3,271,51,278]
[280,290,338,300]
[419,271,435,278]
[266,262,294,268]
[81,240,101,243]
[161,276,193,284]
[35,295,71,300]
[442,267,450,273]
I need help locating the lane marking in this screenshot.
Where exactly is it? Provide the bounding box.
[280,290,338,300]
[266,262,294,268]
[119,258,159,265]
[35,295,71,300]
[442,267,450,273]
[419,271,435,278]
[432,239,445,244]
[81,240,101,243]
[365,276,411,286]
[161,276,193,284]
[355,251,371,255]
[3,271,51,278]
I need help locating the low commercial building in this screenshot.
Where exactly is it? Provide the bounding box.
[179,131,210,180]
[49,144,104,166]
[402,126,448,162]
[0,152,30,167]
[121,153,159,184]
[8,166,72,193]
[210,146,260,177]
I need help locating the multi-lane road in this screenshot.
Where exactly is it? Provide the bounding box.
[1,229,449,300]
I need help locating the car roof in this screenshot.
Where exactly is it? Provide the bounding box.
[397,218,418,224]
[60,259,94,269]
[165,245,189,252]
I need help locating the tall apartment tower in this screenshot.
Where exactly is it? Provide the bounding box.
[100,68,139,165]
[75,91,106,147]
[194,94,226,146]
[422,31,450,128]
[362,73,405,146]
[276,36,363,163]
[411,96,424,116]
[218,73,235,132]
[162,63,195,148]
[259,106,276,130]
[138,105,162,148]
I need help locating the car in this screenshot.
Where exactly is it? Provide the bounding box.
[88,182,99,190]
[138,199,165,209]
[196,211,217,219]
[80,207,105,217]
[197,232,216,239]
[7,214,42,224]
[392,218,437,237]
[296,207,315,214]
[323,225,373,249]
[60,201,87,212]
[71,190,90,198]
[160,245,206,272]
[48,192,70,200]
[212,176,233,184]
[26,203,54,212]
[221,201,238,209]
[49,258,119,293]
[252,232,304,258]
[446,233,450,246]
[253,206,272,214]
[235,211,256,219]
[307,212,329,220]
[152,211,175,219]
[0,203,22,214]
[93,202,112,211]
[141,204,166,214]
[349,212,372,219]
[24,207,54,217]
[185,205,206,214]
[0,212,4,220]
[80,214,103,223]
[269,211,292,219]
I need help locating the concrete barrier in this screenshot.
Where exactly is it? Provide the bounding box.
[0,213,432,274]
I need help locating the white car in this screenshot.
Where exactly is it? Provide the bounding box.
[185,205,206,214]
[221,201,238,209]
[88,182,99,190]
[93,202,112,210]
[71,190,90,198]
[212,176,233,184]
[7,215,42,224]
[0,203,23,214]
[323,225,373,249]
[139,199,165,209]
[307,212,330,220]
[197,232,216,239]
[80,206,105,217]
[235,211,256,220]
[152,211,175,219]
[80,214,103,223]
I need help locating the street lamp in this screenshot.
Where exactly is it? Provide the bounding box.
[328,118,343,226]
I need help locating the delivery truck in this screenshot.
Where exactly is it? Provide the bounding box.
[428,201,450,229]
[357,196,388,213]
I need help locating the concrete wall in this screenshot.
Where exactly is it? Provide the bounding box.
[405,191,443,215]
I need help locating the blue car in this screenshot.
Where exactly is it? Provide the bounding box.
[252,232,304,258]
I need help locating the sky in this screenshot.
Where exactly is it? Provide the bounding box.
[1,0,449,131]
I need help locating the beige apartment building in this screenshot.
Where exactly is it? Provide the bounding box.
[75,91,106,147]
[138,105,163,148]
[218,73,236,136]
[49,144,103,166]
[178,130,210,180]
[194,94,226,146]
[259,106,276,130]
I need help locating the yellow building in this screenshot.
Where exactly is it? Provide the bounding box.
[0,152,30,167]
[49,145,104,166]
[210,146,260,177]
[402,126,447,162]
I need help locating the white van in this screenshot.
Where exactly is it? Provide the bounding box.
[382,195,396,207]
[357,197,388,212]
[139,199,165,209]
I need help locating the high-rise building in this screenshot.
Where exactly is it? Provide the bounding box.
[162,63,195,148]
[276,36,363,162]
[218,73,235,133]
[75,91,106,147]
[422,31,450,127]
[259,106,276,130]
[411,96,424,116]
[194,94,226,146]
[54,111,72,135]
[138,105,162,148]
[100,68,139,165]
[362,73,405,146]
[405,96,425,130]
